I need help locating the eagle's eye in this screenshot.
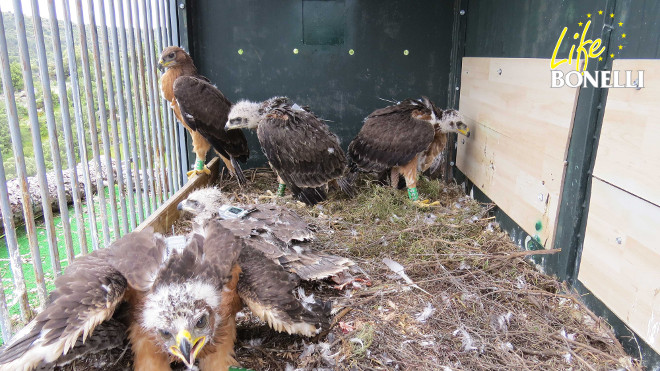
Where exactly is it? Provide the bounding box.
[196,315,208,329]
[159,329,172,339]
[449,121,456,127]
[168,52,175,59]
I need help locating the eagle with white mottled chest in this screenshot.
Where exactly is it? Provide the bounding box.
[225,97,352,205]
[158,46,249,184]
[348,97,470,202]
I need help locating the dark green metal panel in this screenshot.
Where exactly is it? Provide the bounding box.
[186,0,455,168]
[612,0,660,58]
[464,0,609,58]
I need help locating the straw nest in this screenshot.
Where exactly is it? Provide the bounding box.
[58,168,638,370]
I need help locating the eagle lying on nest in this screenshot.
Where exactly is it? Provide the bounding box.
[225,97,352,205]
[0,221,331,371]
[348,97,470,203]
[178,187,355,282]
[158,46,249,183]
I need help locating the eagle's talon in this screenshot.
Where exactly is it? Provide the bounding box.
[413,199,440,208]
[186,166,212,179]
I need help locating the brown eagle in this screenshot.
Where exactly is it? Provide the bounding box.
[178,187,355,282]
[158,46,249,184]
[225,97,351,205]
[0,221,329,371]
[347,97,470,202]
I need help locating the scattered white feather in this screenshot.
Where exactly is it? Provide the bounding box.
[560,328,576,341]
[415,302,435,323]
[515,275,526,289]
[327,147,335,154]
[248,338,263,347]
[495,311,513,332]
[563,352,572,364]
[299,343,315,359]
[452,328,477,351]
[297,287,316,311]
[382,258,430,295]
[499,342,514,351]
[423,213,437,224]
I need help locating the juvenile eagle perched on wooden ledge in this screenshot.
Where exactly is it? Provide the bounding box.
[348,97,470,202]
[225,97,352,205]
[158,46,249,184]
[0,221,329,371]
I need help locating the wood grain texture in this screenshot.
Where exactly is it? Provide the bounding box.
[135,157,220,234]
[593,59,660,206]
[578,178,660,353]
[456,57,578,248]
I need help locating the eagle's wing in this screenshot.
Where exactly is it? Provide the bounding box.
[173,75,249,162]
[348,100,435,172]
[257,108,346,188]
[218,204,314,243]
[237,246,330,337]
[0,230,167,371]
[35,316,128,369]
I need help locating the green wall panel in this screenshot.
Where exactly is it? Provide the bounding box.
[187,0,455,168]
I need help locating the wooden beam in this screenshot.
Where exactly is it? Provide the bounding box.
[135,157,220,234]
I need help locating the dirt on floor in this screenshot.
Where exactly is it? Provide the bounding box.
[57,168,639,370]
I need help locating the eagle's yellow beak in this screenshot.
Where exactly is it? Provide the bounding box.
[169,329,206,368]
[456,122,471,137]
[158,59,171,72]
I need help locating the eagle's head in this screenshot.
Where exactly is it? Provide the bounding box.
[434,109,470,137]
[158,46,192,72]
[225,100,262,130]
[141,278,220,368]
[177,187,230,229]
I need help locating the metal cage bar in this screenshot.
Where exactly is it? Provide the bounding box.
[12,0,62,277]
[97,0,130,236]
[74,0,112,249]
[61,0,100,254]
[142,0,170,201]
[132,0,160,211]
[85,0,121,241]
[154,0,178,196]
[126,0,152,217]
[117,0,145,227]
[108,1,137,232]
[0,7,32,321]
[30,0,76,269]
[46,0,89,263]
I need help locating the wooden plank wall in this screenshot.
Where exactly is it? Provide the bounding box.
[456,57,578,248]
[579,59,660,354]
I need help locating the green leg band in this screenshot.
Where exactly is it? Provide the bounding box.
[195,159,205,171]
[408,187,419,201]
[276,183,286,196]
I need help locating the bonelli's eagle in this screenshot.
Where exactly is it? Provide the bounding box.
[158,46,249,184]
[348,97,470,202]
[225,97,352,205]
[178,187,355,282]
[0,221,329,371]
